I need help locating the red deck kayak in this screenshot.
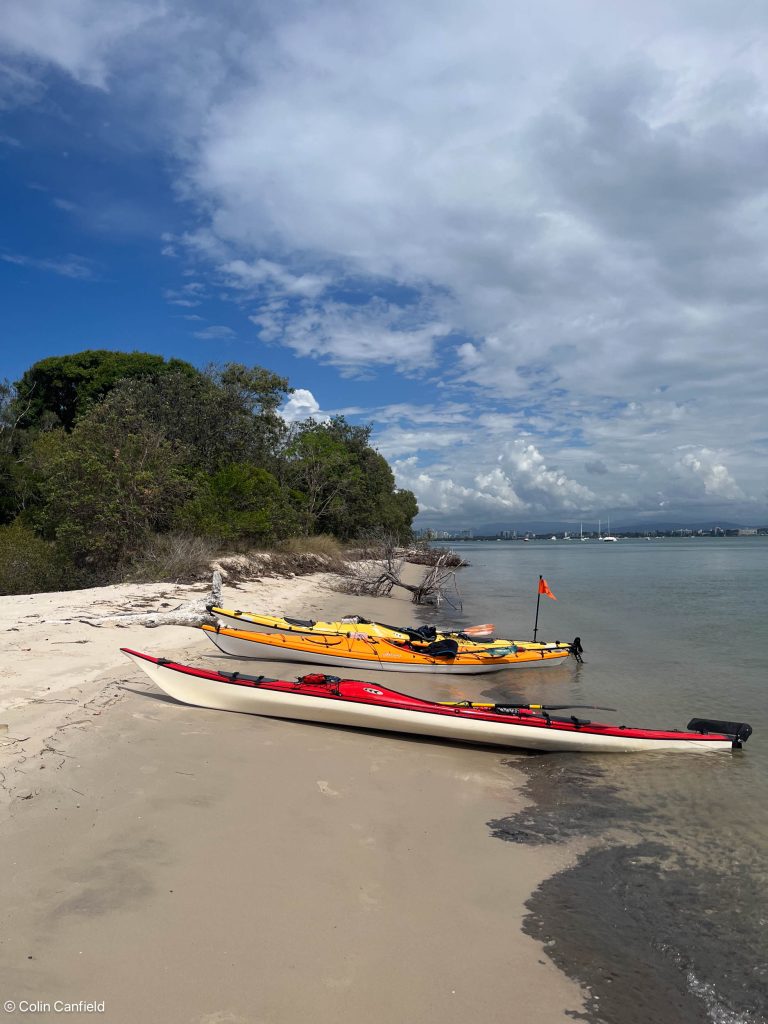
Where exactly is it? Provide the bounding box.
[121,649,751,754]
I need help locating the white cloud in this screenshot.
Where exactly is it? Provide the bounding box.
[163,281,206,307]
[279,388,330,424]
[493,441,597,510]
[0,0,161,89]
[223,259,330,300]
[249,299,451,375]
[675,448,744,500]
[193,324,234,340]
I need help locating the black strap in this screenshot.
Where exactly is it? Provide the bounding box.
[219,670,269,685]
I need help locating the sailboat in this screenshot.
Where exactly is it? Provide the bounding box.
[602,516,618,542]
[580,522,588,542]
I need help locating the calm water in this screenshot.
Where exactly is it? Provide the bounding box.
[429,538,768,1024]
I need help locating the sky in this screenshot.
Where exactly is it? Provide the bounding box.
[1,0,767,531]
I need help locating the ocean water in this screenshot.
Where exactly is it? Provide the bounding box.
[429,538,768,1024]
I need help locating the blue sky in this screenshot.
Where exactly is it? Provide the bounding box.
[2,0,767,530]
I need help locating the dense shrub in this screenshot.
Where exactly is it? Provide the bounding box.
[0,521,64,595]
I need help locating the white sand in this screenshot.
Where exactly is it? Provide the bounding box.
[0,568,587,1022]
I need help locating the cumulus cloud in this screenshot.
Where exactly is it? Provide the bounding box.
[279,388,330,424]
[223,259,330,300]
[674,448,744,500]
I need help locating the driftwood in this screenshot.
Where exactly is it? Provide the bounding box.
[46,572,222,628]
[339,552,462,608]
[404,545,469,568]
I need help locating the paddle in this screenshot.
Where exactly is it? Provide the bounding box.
[439,701,617,711]
[343,616,495,639]
[455,623,495,636]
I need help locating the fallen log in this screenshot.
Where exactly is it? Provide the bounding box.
[45,572,223,628]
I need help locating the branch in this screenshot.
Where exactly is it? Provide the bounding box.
[338,552,462,608]
[46,572,222,628]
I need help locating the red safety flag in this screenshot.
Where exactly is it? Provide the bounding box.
[538,577,557,601]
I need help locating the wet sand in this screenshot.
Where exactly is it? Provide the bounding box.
[0,568,586,1022]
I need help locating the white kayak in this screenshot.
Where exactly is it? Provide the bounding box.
[121,649,751,754]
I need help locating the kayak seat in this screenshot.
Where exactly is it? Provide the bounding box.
[285,616,316,627]
[413,638,459,658]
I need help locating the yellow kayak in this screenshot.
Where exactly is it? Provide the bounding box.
[207,605,573,656]
[201,624,574,674]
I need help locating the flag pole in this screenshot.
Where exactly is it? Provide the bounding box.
[533,575,543,640]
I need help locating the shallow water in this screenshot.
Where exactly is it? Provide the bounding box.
[428,537,768,1024]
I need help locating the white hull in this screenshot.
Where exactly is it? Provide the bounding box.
[123,653,734,753]
[204,629,568,673]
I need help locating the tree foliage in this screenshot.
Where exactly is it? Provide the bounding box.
[0,350,419,591]
[14,350,197,432]
[98,364,292,473]
[284,417,418,540]
[31,400,192,581]
[175,463,299,544]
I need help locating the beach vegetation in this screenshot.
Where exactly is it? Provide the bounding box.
[0,351,418,593]
[123,532,222,583]
[278,533,345,559]
[0,520,64,595]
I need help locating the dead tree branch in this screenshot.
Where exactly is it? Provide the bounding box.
[43,572,222,628]
[339,549,462,608]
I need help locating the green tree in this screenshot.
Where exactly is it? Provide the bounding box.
[175,463,299,544]
[0,379,39,525]
[32,399,192,581]
[96,363,292,474]
[14,350,198,432]
[284,421,360,535]
[284,417,418,540]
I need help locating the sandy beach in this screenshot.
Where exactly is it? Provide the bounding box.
[0,565,586,1023]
